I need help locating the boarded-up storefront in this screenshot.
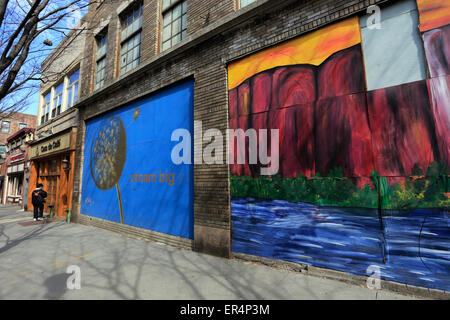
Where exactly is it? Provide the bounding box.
[80,80,194,240]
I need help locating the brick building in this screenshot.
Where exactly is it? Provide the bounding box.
[26,17,87,218]
[0,112,36,153]
[38,0,450,292]
[0,112,36,204]
[3,129,35,207]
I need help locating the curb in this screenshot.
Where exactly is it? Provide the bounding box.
[232,253,450,300]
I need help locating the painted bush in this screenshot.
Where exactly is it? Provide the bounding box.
[228,12,450,291]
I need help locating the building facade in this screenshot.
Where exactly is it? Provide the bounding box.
[40,0,449,292]
[0,112,36,156]
[26,18,87,218]
[4,129,35,208]
[0,112,36,205]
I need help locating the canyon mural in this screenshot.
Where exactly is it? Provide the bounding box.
[228,8,450,291]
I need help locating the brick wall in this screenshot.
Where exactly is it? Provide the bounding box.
[71,0,394,257]
[0,113,37,146]
[187,0,235,35]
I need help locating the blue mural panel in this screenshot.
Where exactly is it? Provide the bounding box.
[81,80,194,239]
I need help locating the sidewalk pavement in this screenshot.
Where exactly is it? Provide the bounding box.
[0,205,422,300]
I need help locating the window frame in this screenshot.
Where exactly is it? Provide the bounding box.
[238,0,257,9]
[42,91,51,125]
[52,82,64,118]
[67,69,80,108]
[18,123,27,130]
[95,31,108,90]
[160,0,187,52]
[0,145,6,157]
[1,120,10,134]
[119,1,143,75]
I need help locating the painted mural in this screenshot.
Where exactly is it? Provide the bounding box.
[228,8,450,291]
[81,80,194,239]
[418,0,450,166]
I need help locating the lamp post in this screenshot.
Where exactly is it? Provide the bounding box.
[62,159,71,171]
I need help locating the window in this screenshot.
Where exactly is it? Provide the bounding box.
[67,69,80,108]
[0,145,6,156]
[239,0,257,8]
[52,82,64,118]
[95,32,107,90]
[19,123,27,130]
[161,0,187,51]
[1,121,10,134]
[50,159,58,173]
[120,2,143,75]
[42,91,51,124]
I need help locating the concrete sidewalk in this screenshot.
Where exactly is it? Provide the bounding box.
[0,206,421,300]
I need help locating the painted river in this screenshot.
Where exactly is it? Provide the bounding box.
[231,198,450,291]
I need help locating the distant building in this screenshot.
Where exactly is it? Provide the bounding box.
[0,112,36,154]
[3,128,35,208]
[0,112,36,205]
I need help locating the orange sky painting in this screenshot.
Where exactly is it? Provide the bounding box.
[228,17,361,90]
[417,0,450,32]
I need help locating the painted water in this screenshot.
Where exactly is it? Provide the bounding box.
[232,198,450,291]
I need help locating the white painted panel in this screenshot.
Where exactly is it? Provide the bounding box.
[360,0,427,91]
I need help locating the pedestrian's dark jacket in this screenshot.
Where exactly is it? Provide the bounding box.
[32,188,47,206]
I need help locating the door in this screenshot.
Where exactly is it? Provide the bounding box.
[46,176,58,213]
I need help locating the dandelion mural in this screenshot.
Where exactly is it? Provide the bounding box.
[133,108,140,120]
[90,117,127,224]
[81,80,194,240]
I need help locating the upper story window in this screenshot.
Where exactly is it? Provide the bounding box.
[42,91,51,125]
[239,0,257,8]
[95,32,108,90]
[120,1,143,75]
[50,159,58,173]
[1,121,10,134]
[67,69,80,108]
[161,0,187,51]
[18,123,27,130]
[52,82,64,118]
[41,68,80,126]
[0,145,6,156]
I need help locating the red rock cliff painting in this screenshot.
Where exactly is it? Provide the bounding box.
[418,0,450,169]
[228,17,449,183]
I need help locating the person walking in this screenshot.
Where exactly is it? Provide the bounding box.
[32,183,47,221]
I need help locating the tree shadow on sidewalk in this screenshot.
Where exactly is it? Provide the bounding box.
[0,222,65,256]
[73,229,293,300]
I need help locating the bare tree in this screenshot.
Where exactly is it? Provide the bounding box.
[0,0,99,117]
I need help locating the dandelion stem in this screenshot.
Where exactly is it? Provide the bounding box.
[116,183,124,224]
